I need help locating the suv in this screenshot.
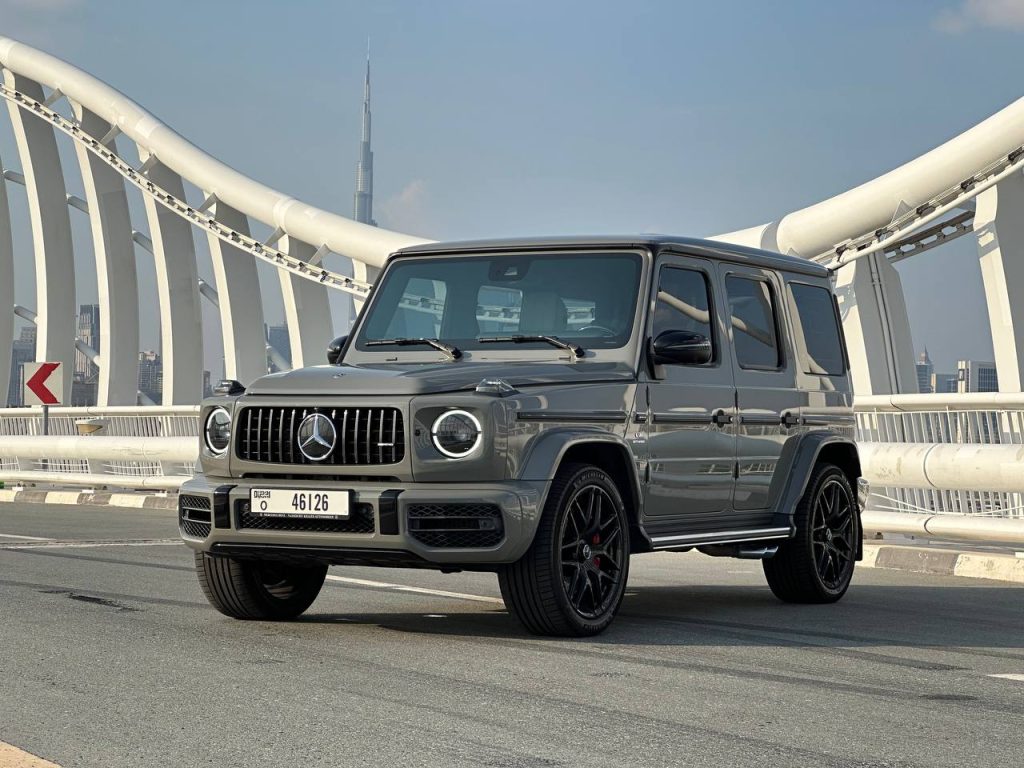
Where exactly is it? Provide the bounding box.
[180,236,866,637]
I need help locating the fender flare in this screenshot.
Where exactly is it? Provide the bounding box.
[768,431,863,557]
[518,427,646,543]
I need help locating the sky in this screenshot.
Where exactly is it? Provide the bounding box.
[2,0,1024,374]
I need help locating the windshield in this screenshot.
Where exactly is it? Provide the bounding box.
[354,251,643,354]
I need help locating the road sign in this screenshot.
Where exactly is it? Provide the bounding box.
[23,361,64,406]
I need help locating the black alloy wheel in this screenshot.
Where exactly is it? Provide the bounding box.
[811,475,856,590]
[559,483,628,620]
[500,463,631,636]
[763,463,858,603]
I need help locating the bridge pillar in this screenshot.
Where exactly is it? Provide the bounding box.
[0,152,12,406]
[278,237,333,369]
[4,73,75,399]
[833,253,917,395]
[138,156,203,405]
[974,172,1024,393]
[72,105,140,405]
[204,202,266,384]
[352,262,380,317]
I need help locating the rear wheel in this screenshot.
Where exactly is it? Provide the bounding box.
[499,463,630,637]
[763,463,857,603]
[195,552,327,620]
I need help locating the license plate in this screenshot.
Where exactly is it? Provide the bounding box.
[249,489,350,519]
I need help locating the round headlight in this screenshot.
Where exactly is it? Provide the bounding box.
[431,410,482,458]
[204,407,232,455]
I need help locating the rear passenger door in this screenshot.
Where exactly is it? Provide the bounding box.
[642,254,736,521]
[719,266,804,513]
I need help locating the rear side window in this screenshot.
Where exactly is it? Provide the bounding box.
[725,276,781,370]
[790,283,846,376]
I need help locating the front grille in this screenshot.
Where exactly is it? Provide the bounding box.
[179,494,212,539]
[408,503,504,548]
[236,406,405,466]
[237,502,375,534]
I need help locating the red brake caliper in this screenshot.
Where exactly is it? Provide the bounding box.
[592,533,601,567]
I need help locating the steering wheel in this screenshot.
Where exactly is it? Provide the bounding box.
[577,325,616,337]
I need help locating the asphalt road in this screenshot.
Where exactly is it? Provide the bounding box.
[1,503,1022,768]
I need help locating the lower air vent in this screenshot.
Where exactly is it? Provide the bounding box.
[179,494,212,539]
[237,502,375,534]
[407,503,504,548]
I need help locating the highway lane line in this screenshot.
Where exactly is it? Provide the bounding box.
[0,539,182,550]
[0,740,62,767]
[325,574,505,605]
[0,533,53,541]
[987,673,1024,682]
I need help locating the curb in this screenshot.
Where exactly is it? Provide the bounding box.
[0,487,177,511]
[861,543,1024,585]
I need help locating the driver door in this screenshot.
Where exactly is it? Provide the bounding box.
[640,253,737,524]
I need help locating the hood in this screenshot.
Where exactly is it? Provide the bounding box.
[244,361,636,397]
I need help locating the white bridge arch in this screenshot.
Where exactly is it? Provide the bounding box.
[4,36,1024,536]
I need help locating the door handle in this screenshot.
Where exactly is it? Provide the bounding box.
[711,409,734,426]
[780,411,801,427]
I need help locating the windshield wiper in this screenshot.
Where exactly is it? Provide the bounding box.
[477,335,585,359]
[365,337,462,360]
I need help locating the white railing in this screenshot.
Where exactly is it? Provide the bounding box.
[854,394,1024,521]
[0,406,199,488]
[1,399,1023,543]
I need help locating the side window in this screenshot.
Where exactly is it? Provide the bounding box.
[790,283,845,376]
[652,266,715,361]
[725,276,781,370]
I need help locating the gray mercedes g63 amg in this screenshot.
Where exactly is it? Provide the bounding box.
[180,235,866,637]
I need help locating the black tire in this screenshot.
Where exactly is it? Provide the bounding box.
[194,552,327,620]
[763,463,858,603]
[499,463,631,637]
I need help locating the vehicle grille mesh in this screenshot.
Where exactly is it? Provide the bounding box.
[236,406,404,466]
[408,503,504,548]
[179,494,212,538]
[237,502,375,534]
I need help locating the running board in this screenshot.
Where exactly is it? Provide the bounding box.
[648,527,791,551]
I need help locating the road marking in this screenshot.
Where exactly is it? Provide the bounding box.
[987,673,1024,682]
[0,533,53,541]
[0,740,62,767]
[325,574,504,605]
[0,539,182,550]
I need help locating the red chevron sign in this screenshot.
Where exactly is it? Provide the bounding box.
[23,361,63,406]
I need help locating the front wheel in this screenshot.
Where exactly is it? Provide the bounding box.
[763,463,858,603]
[195,552,327,620]
[499,463,631,637]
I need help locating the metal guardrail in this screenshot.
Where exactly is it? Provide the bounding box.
[0,406,199,486]
[855,394,1024,521]
[1,399,1023,543]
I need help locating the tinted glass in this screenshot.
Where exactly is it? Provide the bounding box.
[653,267,715,359]
[725,276,781,369]
[790,283,845,375]
[356,252,643,351]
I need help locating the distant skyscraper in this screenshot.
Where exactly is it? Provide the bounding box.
[6,332,35,407]
[916,349,933,394]
[957,359,999,393]
[137,350,163,405]
[75,305,100,380]
[353,46,376,226]
[932,372,958,393]
[267,323,291,372]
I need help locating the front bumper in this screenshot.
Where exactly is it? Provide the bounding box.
[178,473,547,568]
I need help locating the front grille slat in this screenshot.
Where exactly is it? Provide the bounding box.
[235,405,404,466]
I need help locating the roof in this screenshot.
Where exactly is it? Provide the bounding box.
[391,234,829,277]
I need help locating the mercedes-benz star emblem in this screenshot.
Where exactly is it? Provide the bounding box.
[297,413,336,462]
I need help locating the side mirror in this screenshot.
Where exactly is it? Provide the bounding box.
[327,335,348,365]
[652,330,712,366]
